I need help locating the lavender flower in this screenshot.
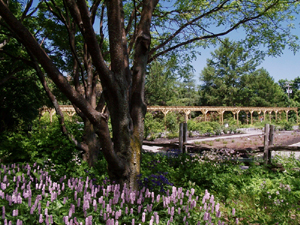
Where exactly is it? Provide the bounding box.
[39,214,43,223]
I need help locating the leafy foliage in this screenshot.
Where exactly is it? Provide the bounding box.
[0,116,83,175]
[199,38,286,107]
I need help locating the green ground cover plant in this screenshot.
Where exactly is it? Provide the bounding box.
[1,149,300,224]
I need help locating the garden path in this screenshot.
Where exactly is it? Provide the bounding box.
[143,129,300,160]
[272,141,300,159]
[142,129,263,153]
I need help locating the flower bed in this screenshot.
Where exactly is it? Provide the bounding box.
[0,162,232,224]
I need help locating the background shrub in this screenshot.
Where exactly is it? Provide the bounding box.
[144,112,164,139]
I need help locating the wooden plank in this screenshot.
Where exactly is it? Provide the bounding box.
[258,145,300,151]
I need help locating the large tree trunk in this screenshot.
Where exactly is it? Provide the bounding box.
[82,119,101,166]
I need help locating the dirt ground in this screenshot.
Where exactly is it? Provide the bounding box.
[147,130,300,150]
[193,131,300,149]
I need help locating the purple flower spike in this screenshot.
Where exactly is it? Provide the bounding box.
[210,195,214,204]
[203,212,208,221]
[69,207,72,218]
[155,214,159,224]
[215,203,220,213]
[39,214,43,223]
[232,208,235,216]
[88,215,92,225]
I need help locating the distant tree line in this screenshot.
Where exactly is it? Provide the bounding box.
[145,38,299,109]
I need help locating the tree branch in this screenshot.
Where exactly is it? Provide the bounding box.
[148,1,280,63]
[0,0,125,171]
[99,2,105,48]
[46,0,89,97]
[130,0,159,142]
[0,0,106,125]
[106,0,127,79]
[29,49,89,153]
[149,0,231,57]
[66,0,113,89]
[90,0,102,25]
[20,0,33,21]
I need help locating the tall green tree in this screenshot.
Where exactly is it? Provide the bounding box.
[145,56,179,106]
[199,38,260,106]
[171,73,199,106]
[199,39,287,107]
[145,55,198,106]
[239,68,286,106]
[1,0,299,189]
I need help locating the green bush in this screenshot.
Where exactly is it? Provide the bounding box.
[144,112,164,139]
[283,121,293,131]
[0,118,82,173]
[187,119,199,131]
[228,125,238,134]
[223,116,236,126]
[209,121,221,131]
[0,130,34,163]
[166,112,178,132]
[166,132,179,139]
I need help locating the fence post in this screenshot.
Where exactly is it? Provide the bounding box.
[183,123,187,153]
[269,125,275,146]
[267,125,275,164]
[179,123,183,153]
[263,124,270,164]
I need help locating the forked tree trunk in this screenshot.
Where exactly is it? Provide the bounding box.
[0,0,157,191]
